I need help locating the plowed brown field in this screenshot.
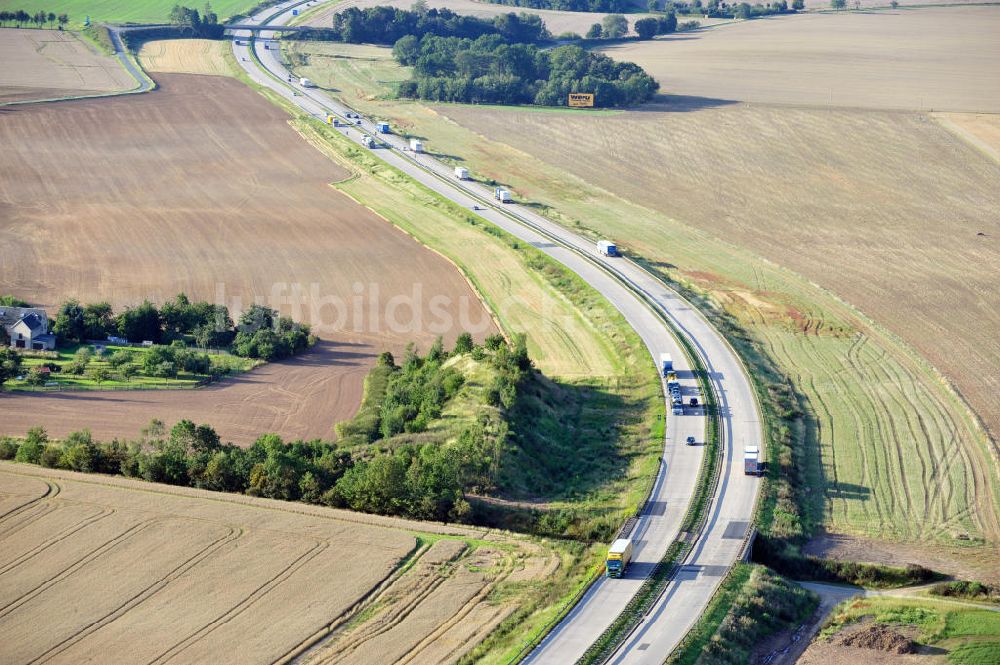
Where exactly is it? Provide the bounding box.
[0,28,134,103]
[0,463,544,665]
[0,73,495,444]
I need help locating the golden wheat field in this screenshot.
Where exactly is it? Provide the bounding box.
[0,463,552,665]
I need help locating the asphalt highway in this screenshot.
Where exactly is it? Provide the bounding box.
[230,7,762,661]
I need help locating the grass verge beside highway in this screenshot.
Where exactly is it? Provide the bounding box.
[665,563,817,665]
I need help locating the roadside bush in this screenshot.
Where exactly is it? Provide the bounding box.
[930,580,1000,604]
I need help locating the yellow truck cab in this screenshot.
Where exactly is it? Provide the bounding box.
[606,538,633,578]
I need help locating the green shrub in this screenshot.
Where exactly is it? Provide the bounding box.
[14,427,47,464]
[0,437,19,460]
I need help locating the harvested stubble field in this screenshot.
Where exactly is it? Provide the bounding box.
[602,7,1000,112]
[0,72,496,443]
[137,38,234,77]
[0,28,133,103]
[0,463,550,665]
[440,101,1000,544]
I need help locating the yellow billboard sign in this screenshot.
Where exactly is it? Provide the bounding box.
[568,93,595,108]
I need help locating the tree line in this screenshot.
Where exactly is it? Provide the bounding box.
[483,0,631,14]
[50,294,314,361]
[581,12,677,40]
[295,6,550,45]
[0,9,68,28]
[1,335,533,525]
[485,0,798,15]
[394,34,658,106]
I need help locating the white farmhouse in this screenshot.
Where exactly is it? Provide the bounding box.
[1,307,56,350]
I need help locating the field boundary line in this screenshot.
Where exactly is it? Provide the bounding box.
[280,539,428,664]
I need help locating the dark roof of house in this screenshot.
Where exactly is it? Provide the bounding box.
[15,313,46,333]
[0,306,46,328]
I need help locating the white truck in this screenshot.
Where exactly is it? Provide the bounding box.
[409,138,423,153]
[299,77,315,88]
[454,166,469,180]
[494,187,512,203]
[597,240,618,257]
[744,446,762,475]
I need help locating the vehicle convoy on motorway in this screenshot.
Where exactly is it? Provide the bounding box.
[606,538,634,578]
[231,8,763,661]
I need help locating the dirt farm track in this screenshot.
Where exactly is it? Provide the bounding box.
[0,73,496,444]
[0,464,541,665]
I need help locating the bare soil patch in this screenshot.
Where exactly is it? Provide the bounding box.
[0,27,134,103]
[0,73,495,443]
[798,620,944,665]
[0,463,541,665]
[804,532,1000,585]
[0,341,369,445]
[841,623,916,654]
[602,7,1000,112]
[138,38,233,76]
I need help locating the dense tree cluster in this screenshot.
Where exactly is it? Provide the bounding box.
[51,295,313,361]
[231,305,312,361]
[394,35,658,106]
[168,3,223,38]
[0,9,68,28]
[308,6,550,45]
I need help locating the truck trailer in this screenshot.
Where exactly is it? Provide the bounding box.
[409,138,423,153]
[454,166,469,180]
[299,77,315,88]
[744,446,762,475]
[660,353,673,376]
[605,538,633,578]
[597,240,618,257]
[494,188,512,203]
[376,122,390,133]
